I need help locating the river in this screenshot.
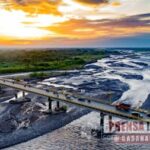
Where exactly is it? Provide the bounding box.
[4,49,150,150]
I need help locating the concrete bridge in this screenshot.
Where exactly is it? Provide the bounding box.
[0,78,150,134]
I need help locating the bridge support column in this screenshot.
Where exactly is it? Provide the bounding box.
[22,91,25,97]
[57,101,60,109]
[48,97,52,111]
[15,93,18,99]
[109,115,112,132]
[147,122,150,131]
[100,112,105,135]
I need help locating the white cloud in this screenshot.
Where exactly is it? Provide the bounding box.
[59,0,150,20]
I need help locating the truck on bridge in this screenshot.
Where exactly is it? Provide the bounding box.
[115,102,131,111]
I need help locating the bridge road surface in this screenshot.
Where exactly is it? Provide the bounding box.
[0,78,150,123]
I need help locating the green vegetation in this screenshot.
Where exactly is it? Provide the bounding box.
[0,49,105,74]
[60,105,68,112]
[29,72,49,79]
[29,71,68,79]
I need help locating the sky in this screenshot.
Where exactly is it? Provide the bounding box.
[0,0,150,48]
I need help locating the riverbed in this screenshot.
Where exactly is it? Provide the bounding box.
[3,49,150,150]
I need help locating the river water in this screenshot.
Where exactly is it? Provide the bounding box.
[5,50,150,150]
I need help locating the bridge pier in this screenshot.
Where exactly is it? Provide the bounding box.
[147,122,150,131]
[22,91,25,97]
[100,112,105,135]
[15,93,18,99]
[48,97,52,111]
[56,101,60,109]
[108,115,112,132]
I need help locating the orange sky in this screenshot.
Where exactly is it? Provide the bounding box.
[0,0,150,47]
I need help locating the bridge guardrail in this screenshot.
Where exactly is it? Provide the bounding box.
[0,78,150,122]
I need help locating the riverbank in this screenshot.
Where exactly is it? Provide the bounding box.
[0,100,90,149]
[0,79,92,149]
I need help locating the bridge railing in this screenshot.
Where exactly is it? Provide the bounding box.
[0,78,150,117]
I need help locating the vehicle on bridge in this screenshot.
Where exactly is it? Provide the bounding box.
[78,98,85,102]
[115,102,131,111]
[65,94,72,99]
[131,112,143,118]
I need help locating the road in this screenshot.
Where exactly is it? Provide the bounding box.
[0,78,150,122]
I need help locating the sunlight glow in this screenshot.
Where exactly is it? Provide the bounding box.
[0,8,66,40]
[0,0,149,46]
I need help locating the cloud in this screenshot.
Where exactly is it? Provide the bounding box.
[1,0,62,15]
[0,0,150,46]
[74,0,108,6]
[43,13,150,39]
[13,0,61,5]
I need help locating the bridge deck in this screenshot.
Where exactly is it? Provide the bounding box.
[0,78,150,123]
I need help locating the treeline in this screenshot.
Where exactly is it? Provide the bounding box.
[0,48,105,74]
